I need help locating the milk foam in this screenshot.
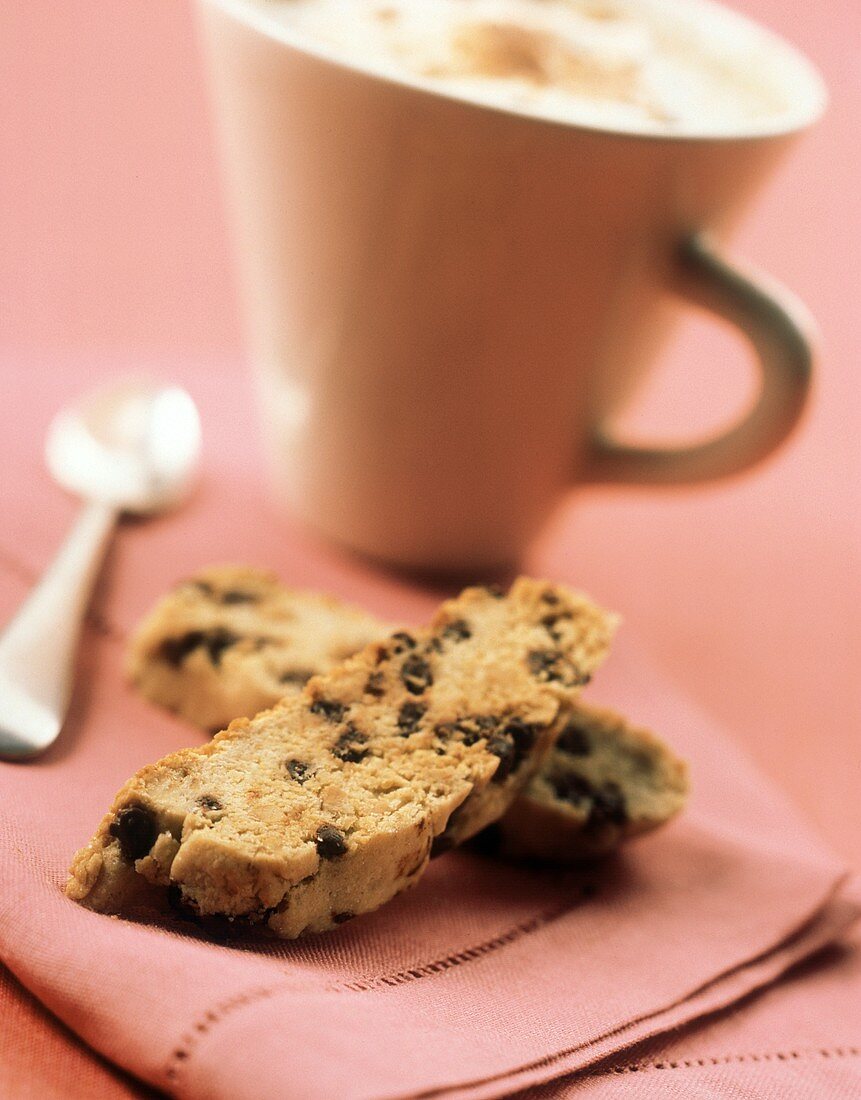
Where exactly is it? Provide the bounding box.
[252,0,791,133]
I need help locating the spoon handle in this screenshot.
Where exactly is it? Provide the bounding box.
[0,500,117,760]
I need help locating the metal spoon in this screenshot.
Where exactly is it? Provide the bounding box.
[0,380,201,760]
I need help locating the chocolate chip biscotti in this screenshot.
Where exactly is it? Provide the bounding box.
[489,701,689,864]
[68,579,616,937]
[126,568,688,864]
[128,566,390,731]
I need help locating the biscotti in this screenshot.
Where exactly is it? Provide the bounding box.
[125,568,688,864]
[68,579,616,937]
[488,701,689,863]
[128,565,390,731]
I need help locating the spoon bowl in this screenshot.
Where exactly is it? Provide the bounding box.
[0,379,202,760]
[46,380,201,514]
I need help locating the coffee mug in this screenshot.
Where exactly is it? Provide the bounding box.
[196,0,825,572]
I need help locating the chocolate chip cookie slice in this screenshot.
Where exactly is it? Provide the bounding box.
[489,701,689,863]
[67,578,616,938]
[128,566,390,731]
[126,571,686,868]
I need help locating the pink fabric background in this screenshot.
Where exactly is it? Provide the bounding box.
[1,0,859,1095]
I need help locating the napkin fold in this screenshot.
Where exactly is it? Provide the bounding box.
[527,911,861,1098]
[0,577,856,1100]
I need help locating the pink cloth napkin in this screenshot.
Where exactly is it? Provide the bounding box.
[521,919,861,1099]
[0,581,857,1098]
[0,357,857,1097]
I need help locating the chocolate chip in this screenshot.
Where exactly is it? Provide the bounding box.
[203,629,241,666]
[540,590,560,605]
[455,719,480,744]
[557,722,592,756]
[221,589,259,605]
[279,668,314,686]
[473,715,498,733]
[426,636,444,654]
[627,747,656,775]
[401,655,433,695]
[158,631,206,667]
[315,825,348,859]
[397,701,426,735]
[588,782,628,830]
[441,619,472,642]
[526,649,560,679]
[331,911,355,924]
[158,628,241,668]
[310,698,348,723]
[364,671,385,697]
[332,725,368,763]
[540,610,573,641]
[459,714,498,745]
[503,719,538,768]
[390,631,417,653]
[526,649,590,687]
[484,584,506,599]
[549,770,594,807]
[109,805,158,862]
[285,759,311,783]
[191,580,216,598]
[487,734,516,782]
[548,772,628,831]
[196,795,223,812]
[435,715,497,746]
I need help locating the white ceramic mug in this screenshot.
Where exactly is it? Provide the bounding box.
[197,0,825,572]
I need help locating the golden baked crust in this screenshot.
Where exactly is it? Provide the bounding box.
[68,579,616,937]
[491,700,689,863]
[127,565,389,731]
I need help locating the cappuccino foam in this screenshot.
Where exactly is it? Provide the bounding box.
[252,0,791,134]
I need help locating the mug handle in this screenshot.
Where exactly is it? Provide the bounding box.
[585,232,815,485]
